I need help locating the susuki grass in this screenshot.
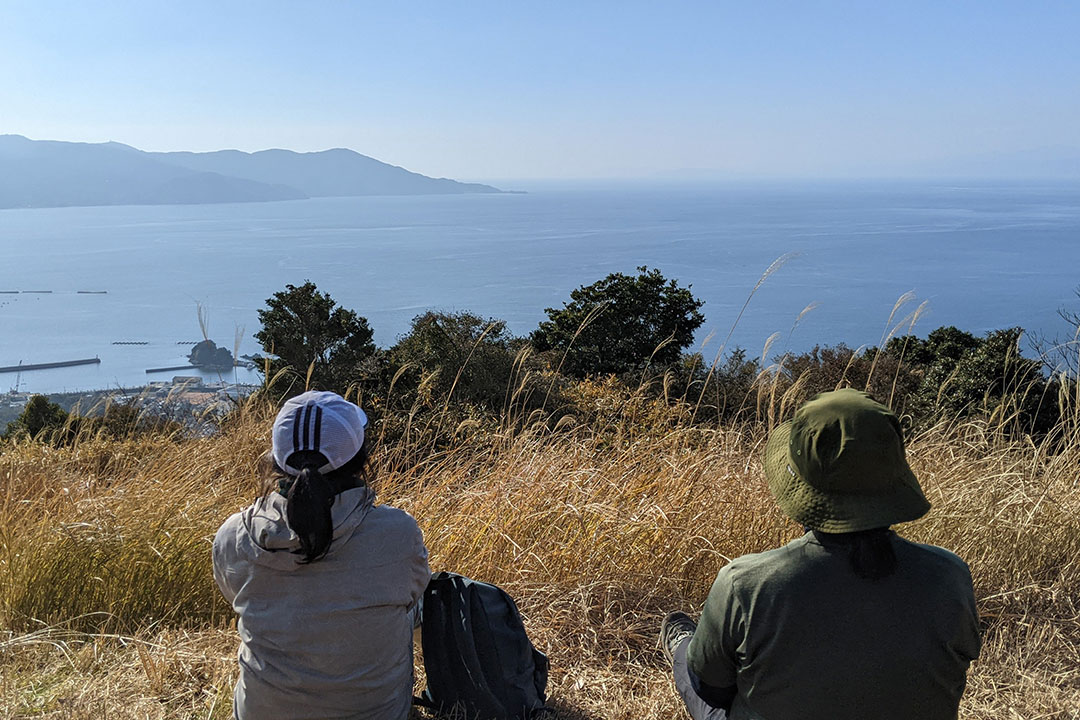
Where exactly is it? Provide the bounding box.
[1,379,1078,719]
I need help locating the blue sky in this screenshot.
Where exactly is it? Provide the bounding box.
[2,1,1078,180]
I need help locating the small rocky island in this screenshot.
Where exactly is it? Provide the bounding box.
[187,340,235,371]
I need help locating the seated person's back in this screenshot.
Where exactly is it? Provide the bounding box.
[662,389,981,720]
[213,391,430,720]
[689,529,979,720]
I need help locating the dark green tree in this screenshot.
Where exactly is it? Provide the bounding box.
[390,311,518,407]
[888,326,1056,432]
[531,267,705,378]
[894,325,980,369]
[255,282,376,392]
[4,395,69,441]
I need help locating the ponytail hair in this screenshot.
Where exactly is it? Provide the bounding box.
[262,447,371,564]
[847,528,898,580]
[287,461,337,563]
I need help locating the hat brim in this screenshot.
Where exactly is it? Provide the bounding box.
[764,421,931,532]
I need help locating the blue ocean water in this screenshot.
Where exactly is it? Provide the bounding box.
[1,180,1078,395]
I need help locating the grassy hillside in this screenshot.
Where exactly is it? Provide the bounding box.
[1,385,1078,718]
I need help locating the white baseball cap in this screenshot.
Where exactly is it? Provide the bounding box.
[271,391,369,476]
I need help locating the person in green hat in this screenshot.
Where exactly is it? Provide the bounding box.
[659,388,981,720]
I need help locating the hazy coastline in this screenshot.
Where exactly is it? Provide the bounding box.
[3,180,1079,395]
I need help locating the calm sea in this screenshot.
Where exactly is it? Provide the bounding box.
[1,180,1078,395]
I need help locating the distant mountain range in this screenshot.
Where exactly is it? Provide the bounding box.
[0,135,501,209]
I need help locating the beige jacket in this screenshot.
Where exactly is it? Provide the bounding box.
[213,486,429,720]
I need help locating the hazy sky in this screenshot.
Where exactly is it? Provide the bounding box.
[2,1,1078,180]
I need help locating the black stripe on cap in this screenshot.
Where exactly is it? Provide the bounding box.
[313,406,323,452]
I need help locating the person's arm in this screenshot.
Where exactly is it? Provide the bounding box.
[959,567,982,663]
[406,520,431,612]
[212,516,242,605]
[686,566,742,711]
[951,563,981,695]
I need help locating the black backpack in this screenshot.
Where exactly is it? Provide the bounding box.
[415,571,549,719]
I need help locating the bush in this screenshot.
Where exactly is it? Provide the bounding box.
[889,327,1058,433]
[775,343,921,415]
[254,281,377,393]
[389,311,520,409]
[661,349,762,423]
[3,395,69,442]
[531,267,705,378]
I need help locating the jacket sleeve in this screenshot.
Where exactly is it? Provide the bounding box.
[407,520,431,611]
[956,565,982,663]
[686,565,743,693]
[212,514,243,605]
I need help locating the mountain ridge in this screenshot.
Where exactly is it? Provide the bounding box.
[0,135,501,209]
[152,145,499,198]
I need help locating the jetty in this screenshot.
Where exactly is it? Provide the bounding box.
[0,358,101,374]
[77,290,108,294]
[146,364,200,374]
[112,341,150,345]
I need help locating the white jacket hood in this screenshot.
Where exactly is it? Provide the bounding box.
[240,485,376,570]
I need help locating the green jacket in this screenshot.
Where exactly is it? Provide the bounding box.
[687,531,981,720]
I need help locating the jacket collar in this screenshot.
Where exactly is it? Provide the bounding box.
[241,485,376,567]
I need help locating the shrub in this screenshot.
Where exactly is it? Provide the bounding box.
[530,267,705,378]
[661,349,762,423]
[889,327,1058,433]
[254,281,377,393]
[389,311,520,409]
[775,343,921,415]
[3,395,69,441]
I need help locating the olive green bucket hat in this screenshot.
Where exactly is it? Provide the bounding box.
[764,388,930,532]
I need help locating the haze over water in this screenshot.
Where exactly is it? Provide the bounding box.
[1,180,1078,395]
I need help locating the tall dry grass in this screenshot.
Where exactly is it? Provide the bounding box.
[1,384,1078,718]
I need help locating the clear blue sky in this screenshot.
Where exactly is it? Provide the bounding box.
[2,1,1078,180]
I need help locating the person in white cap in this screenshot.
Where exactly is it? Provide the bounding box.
[213,391,430,720]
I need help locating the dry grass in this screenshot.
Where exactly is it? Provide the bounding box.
[1,392,1078,719]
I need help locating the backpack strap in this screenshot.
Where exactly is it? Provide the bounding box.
[419,575,459,708]
[446,574,507,714]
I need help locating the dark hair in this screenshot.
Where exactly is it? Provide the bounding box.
[813,527,898,580]
[847,528,898,580]
[263,447,371,564]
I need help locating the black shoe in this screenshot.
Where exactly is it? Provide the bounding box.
[660,611,697,664]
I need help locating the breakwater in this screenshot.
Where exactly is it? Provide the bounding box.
[0,358,101,374]
[145,365,199,374]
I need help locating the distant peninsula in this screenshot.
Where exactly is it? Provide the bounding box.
[0,135,502,209]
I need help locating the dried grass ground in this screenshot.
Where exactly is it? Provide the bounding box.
[1,397,1078,719]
